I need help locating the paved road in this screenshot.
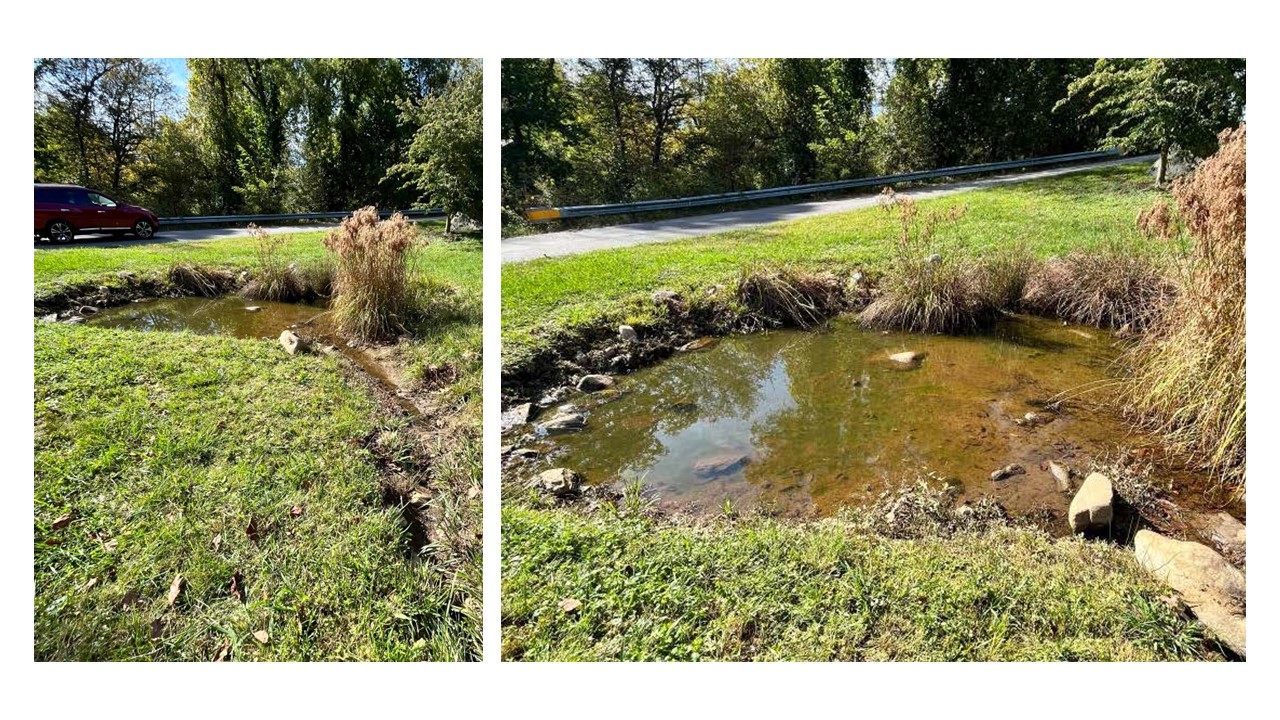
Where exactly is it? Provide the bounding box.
[34,218,439,251]
[502,155,1157,263]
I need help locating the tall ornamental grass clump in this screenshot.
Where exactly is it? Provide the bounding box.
[241,225,302,301]
[1021,245,1174,331]
[1127,125,1246,490]
[324,207,417,341]
[860,198,996,333]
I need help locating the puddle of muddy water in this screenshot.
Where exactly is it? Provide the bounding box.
[518,314,1217,526]
[87,296,419,415]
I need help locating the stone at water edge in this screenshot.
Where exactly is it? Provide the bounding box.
[244,306,263,313]
[577,374,616,392]
[501,403,532,432]
[1067,472,1113,533]
[888,350,925,368]
[531,468,582,497]
[619,325,638,342]
[278,330,310,355]
[1134,529,1246,657]
[1048,461,1073,493]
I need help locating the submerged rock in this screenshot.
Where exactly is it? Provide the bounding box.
[619,325,638,342]
[530,468,582,497]
[278,330,310,355]
[678,338,716,353]
[990,464,1025,481]
[577,374,615,392]
[692,453,752,479]
[538,411,586,435]
[888,350,925,368]
[1135,529,1246,657]
[1068,472,1113,534]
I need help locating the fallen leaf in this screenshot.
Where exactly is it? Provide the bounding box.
[289,505,304,518]
[167,574,184,606]
[212,642,231,662]
[467,486,480,500]
[103,538,119,553]
[51,513,74,531]
[211,533,222,551]
[120,589,143,610]
[252,630,269,644]
[246,518,263,542]
[229,572,244,603]
[150,619,165,640]
[79,577,98,592]
[558,598,582,613]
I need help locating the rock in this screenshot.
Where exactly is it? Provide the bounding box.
[851,271,864,284]
[244,306,263,313]
[538,411,586,435]
[116,270,136,281]
[1067,472,1113,533]
[888,350,925,368]
[538,386,572,406]
[66,316,87,325]
[1135,529,1246,657]
[40,313,58,323]
[530,468,582,497]
[1015,411,1051,428]
[926,253,942,265]
[678,338,716,353]
[990,464,1025,481]
[501,403,532,432]
[500,445,514,456]
[278,330,310,355]
[511,448,540,459]
[619,325,638,342]
[692,452,752,479]
[78,305,99,315]
[1191,511,1246,558]
[1048,461,1074,493]
[577,374,615,392]
[652,289,683,306]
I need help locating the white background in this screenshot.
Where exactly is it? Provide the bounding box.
[1,3,1272,716]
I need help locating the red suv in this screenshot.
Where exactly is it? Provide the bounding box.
[35,184,160,243]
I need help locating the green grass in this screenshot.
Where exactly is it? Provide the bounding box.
[501,164,1163,369]
[502,506,1210,661]
[34,224,482,661]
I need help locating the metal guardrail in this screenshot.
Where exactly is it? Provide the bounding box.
[525,149,1124,223]
[160,208,445,227]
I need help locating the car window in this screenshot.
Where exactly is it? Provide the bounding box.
[87,192,117,207]
[35,187,52,203]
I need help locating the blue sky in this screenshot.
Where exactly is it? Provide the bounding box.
[152,58,189,114]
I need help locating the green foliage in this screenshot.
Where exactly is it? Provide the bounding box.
[1061,58,1245,183]
[392,61,483,226]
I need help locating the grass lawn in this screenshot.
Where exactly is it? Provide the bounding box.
[501,164,1168,369]
[502,506,1209,661]
[500,164,1221,661]
[34,225,482,661]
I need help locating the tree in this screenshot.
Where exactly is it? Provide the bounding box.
[1061,58,1246,185]
[392,62,483,230]
[501,58,572,212]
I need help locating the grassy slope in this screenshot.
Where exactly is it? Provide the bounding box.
[501,165,1215,661]
[502,164,1164,367]
[502,507,1208,661]
[34,227,482,661]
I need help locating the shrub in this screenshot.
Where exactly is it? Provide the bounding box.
[737,266,846,328]
[240,225,303,301]
[167,262,236,297]
[1021,244,1174,331]
[1126,125,1246,490]
[324,207,418,341]
[859,199,995,333]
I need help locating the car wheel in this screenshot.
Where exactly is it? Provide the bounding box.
[47,220,74,243]
[133,219,155,239]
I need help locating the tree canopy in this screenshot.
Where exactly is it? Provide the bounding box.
[35,58,482,224]
[502,58,1246,224]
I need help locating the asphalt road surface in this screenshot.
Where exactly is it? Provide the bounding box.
[34,218,440,251]
[502,155,1157,263]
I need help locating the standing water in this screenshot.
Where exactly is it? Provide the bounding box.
[520,314,1204,523]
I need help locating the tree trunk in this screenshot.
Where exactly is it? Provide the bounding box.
[1156,145,1168,187]
[445,213,453,235]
